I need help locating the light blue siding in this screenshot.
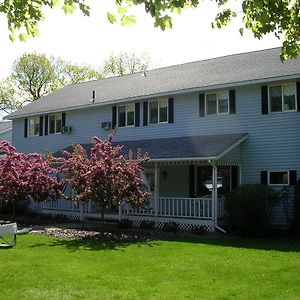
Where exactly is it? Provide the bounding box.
[0,130,12,143]
[12,82,300,225]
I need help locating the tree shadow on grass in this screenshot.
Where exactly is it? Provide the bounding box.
[46,238,161,252]
[166,234,300,253]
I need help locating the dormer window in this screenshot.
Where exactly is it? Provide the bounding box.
[118,104,135,127]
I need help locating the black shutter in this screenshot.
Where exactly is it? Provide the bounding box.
[261,86,269,114]
[39,116,43,136]
[143,101,148,126]
[199,94,205,117]
[62,113,66,127]
[261,171,268,185]
[290,170,297,186]
[44,115,48,135]
[297,82,300,112]
[135,103,140,127]
[24,118,28,138]
[168,98,174,123]
[189,165,196,198]
[112,106,117,129]
[231,166,239,189]
[229,90,236,114]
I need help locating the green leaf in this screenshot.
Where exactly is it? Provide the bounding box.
[63,3,76,14]
[19,33,28,42]
[117,6,127,15]
[107,12,117,24]
[121,15,136,26]
[9,33,16,42]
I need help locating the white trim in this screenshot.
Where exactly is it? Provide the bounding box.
[6,73,300,120]
[268,82,297,114]
[268,170,290,186]
[0,128,12,134]
[216,134,248,159]
[117,103,135,127]
[48,113,63,135]
[148,98,168,124]
[205,91,229,116]
[27,116,40,137]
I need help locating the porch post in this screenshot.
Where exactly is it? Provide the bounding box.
[154,162,159,217]
[212,164,218,230]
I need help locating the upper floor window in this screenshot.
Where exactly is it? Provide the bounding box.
[205,91,229,115]
[269,83,296,113]
[149,99,168,124]
[118,104,135,127]
[49,113,62,134]
[28,116,40,136]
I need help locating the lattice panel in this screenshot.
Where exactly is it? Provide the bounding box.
[128,217,214,232]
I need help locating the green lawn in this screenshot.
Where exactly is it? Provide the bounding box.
[1,234,300,300]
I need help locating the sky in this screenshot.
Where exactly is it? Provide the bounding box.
[0,0,282,79]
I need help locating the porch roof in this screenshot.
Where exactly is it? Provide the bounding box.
[56,133,248,162]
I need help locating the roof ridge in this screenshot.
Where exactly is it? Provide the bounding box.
[66,47,283,87]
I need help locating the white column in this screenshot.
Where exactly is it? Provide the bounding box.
[154,163,159,217]
[212,164,218,229]
[118,202,122,221]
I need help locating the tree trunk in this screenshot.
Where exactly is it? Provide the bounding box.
[12,199,16,222]
[101,202,105,228]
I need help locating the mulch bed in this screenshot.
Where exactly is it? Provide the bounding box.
[28,222,203,243]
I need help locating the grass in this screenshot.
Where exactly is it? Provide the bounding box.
[1,234,300,300]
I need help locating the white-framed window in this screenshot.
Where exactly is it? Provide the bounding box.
[205,91,229,115]
[49,113,62,134]
[269,83,297,113]
[268,171,289,186]
[118,104,135,127]
[28,116,40,136]
[149,99,168,124]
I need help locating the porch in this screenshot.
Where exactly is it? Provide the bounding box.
[36,133,248,231]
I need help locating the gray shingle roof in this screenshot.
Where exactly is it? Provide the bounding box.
[55,133,247,160]
[7,47,300,119]
[0,121,12,133]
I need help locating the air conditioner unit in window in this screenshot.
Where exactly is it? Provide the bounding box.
[101,121,112,130]
[61,126,72,134]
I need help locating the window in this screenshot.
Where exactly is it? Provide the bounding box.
[149,99,168,124]
[268,171,289,185]
[118,104,135,127]
[49,113,62,134]
[205,91,229,115]
[28,116,40,136]
[269,83,296,113]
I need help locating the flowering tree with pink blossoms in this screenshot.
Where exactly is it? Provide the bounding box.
[59,135,150,224]
[0,140,61,220]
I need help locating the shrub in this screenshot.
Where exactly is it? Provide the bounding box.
[163,221,179,232]
[225,184,279,236]
[291,182,300,234]
[140,220,155,230]
[118,219,133,229]
[191,225,207,235]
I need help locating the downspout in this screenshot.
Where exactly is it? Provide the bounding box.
[209,160,227,234]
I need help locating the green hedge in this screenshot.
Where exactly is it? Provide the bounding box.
[225,184,279,236]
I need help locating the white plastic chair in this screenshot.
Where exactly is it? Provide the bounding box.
[0,223,17,247]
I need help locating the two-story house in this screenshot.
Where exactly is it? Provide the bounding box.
[6,47,300,231]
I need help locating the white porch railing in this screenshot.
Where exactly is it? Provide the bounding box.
[42,199,90,214]
[122,196,225,220]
